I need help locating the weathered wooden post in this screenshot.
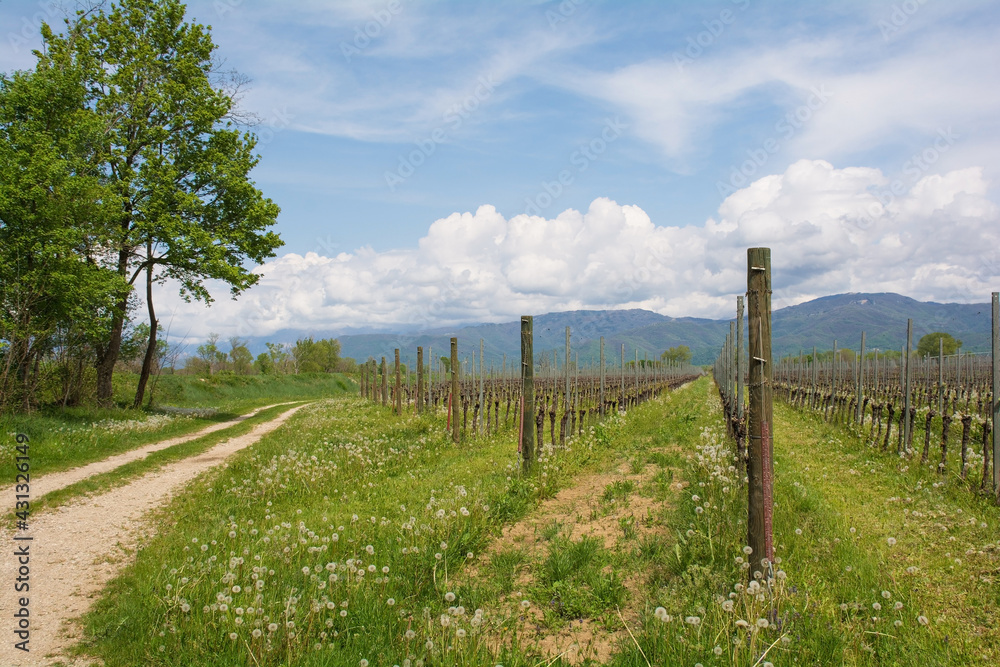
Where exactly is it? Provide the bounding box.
[416,346,424,414]
[938,337,944,416]
[479,338,485,435]
[747,247,774,574]
[450,338,459,444]
[599,336,606,416]
[856,332,866,424]
[903,319,913,453]
[620,343,625,410]
[737,296,745,425]
[520,316,535,472]
[380,356,388,406]
[394,349,402,416]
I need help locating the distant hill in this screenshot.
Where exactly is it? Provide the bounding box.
[239,293,993,368]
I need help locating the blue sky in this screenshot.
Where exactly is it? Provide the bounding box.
[2,0,999,342]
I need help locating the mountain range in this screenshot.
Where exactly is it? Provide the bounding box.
[241,292,993,368]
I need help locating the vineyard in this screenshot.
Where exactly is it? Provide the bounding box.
[356,326,702,456]
[716,308,999,501]
[4,249,999,667]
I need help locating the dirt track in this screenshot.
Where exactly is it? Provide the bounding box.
[0,402,310,667]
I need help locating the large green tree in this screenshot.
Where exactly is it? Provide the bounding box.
[917,332,962,358]
[0,30,124,411]
[39,0,282,407]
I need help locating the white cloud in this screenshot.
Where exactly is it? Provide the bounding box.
[156,159,1000,342]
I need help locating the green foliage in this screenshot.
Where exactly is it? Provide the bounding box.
[661,345,692,364]
[228,337,253,375]
[917,331,962,357]
[291,336,341,373]
[0,37,126,409]
[2,0,285,407]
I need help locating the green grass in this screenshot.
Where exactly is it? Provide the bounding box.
[0,373,353,478]
[71,377,1000,665]
[609,381,999,667]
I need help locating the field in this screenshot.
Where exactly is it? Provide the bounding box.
[3,373,999,666]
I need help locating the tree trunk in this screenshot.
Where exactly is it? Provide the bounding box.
[133,255,157,409]
[95,247,132,407]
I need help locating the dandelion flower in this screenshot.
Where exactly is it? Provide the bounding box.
[756,618,769,629]
[743,546,753,555]
[894,601,903,610]
[887,537,897,546]
[881,591,891,599]
[360,660,369,667]
[387,598,396,606]
[520,600,531,609]
[918,615,929,625]
[445,592,456,602]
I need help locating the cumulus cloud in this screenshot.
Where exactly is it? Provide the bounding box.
[156,160,1000,341]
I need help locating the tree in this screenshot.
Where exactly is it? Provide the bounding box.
[196,333,225,376]
[35,1,282,407]
[292,337,341,373]
[661,345,692,365]
[264,342,292,374]
[229,337,253,375]
[0,30,125,410]
[253,352,273,375]
[917,332,961,358]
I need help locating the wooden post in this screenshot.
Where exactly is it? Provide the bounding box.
[394,349,402,416]
[856,332,866,424]
[520,316,535,472]
[938,337,944,416]
[737,296,744,424]
[450,338,459,444]
[479,338,485,435]
[746,247,774,573]
[380,356,387,406]
[620,343,625,409]
[903,319,913,453]
[600,336,605,416]
[992,292,999,498]
[416,347,424,414]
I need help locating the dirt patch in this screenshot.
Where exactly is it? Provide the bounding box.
[0,402,310,667]
[473,452,686,665]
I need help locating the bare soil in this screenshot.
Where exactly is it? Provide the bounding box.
[473,452,686,665]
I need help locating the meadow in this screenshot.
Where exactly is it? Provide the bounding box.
[48,375,998,666]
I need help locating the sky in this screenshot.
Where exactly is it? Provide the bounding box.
[2,0,999,345]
